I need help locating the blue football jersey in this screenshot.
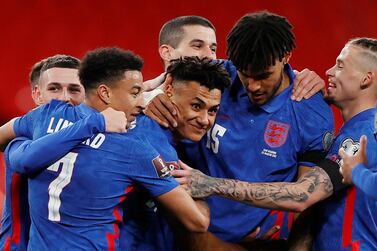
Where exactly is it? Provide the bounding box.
[0,139,30,251]
[120,115,180,251]
[313,108,377,251]
[12,100,179,250]
[180,61,334,242]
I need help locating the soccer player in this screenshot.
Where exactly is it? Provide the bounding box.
[8,48,209,250]
[121,56,231,251]
[145,15,327,128]
[0,55,87,251]
[177,37,377,250]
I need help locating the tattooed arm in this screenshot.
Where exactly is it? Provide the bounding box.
[174,164,333,213]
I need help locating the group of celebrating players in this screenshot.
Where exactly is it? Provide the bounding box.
[0,10,376,251]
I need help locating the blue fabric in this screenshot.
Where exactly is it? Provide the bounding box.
[120,115,180,251]
[10,101,179,250]
[180,61,334,242]
[313,108,377,251]
[352,163,377,200]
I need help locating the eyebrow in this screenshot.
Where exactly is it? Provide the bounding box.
[193,97,220,107]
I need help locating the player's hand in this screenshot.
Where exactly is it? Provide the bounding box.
[143,72,166,91]
[101,107,127,133]
[144,75,177,128]
[240,225,281,243]
[172,160,193,185]
[291,69,325,101]
[339,135,368,184]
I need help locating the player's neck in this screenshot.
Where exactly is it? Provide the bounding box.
[340,98,376,122]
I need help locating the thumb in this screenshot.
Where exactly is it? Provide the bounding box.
[359,135,368,165]
[178,160,192,170]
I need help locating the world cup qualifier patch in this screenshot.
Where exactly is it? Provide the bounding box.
[337,137,360,166]
[152,155,177,178]
[264,120,290,148]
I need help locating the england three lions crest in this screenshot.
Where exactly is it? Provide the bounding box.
[264,120,290,148]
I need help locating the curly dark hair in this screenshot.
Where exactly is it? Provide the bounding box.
[79,47,143,91]
[227,11,295,75]
[166,57,231,92]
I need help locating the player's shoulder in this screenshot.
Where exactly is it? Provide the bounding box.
[291,92,333,121]
[108,132,158,158]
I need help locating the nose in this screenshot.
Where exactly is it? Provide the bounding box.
[197,111,210,127]
[244,78,261,93]
[60,89,73,104]
[326,65,335,77]
[136,94,145,110]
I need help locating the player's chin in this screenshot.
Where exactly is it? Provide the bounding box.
[185,130,207,142]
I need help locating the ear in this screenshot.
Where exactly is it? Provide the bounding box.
[283,52,292,64]
[164,80,174,98]
[97,84,111,104]
[32,85,43,105]
[159,44,175,64]
[360,71,374,89]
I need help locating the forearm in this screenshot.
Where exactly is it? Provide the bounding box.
[352,164,377,200]
[10,113,105,174]
[188,167,333,212]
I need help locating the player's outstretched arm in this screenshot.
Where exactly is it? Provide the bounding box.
[9,108,127,174]
[156,185,209,233]
[173,161,333,213]
[291,69,325,101]
[0,118,17,151]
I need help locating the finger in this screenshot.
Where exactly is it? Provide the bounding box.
[359,135,368,164]
[261,225,280,240]
[339,166,343,175]
[175,177,188,185]
[293,74,318,101]
[144,104,169,128]
[178,160,193,170]
[303,78,325,99]
[241,227,260,242]
[158,94,178,123]
[338,148,347,160]
[171,169,191,178]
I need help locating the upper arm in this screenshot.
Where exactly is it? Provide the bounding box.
[156,186,209,232]
[0,118,17,151]
[294,97,334,166]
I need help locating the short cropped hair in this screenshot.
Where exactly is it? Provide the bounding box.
[166,57,231,93]
[40,54,80,73]
[29,59,46,88]
[79,47,143,91]
[347,37,377,67]
[227,11,295,75]
[159,16,215,48]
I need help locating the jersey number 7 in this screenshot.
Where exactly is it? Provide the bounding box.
[47,152,78,222]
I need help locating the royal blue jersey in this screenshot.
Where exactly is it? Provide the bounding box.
[0,138,30,251]
[351,163,377,200]
[12,100,179,250]
[120,115,180,251]
[180,61,334,242]
[313,108,377,251]
[0,102,108,251]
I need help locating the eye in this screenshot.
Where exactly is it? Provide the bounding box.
[191,104,200,110]
[47,86,60,92]
[210,46,217,53]
[69,88,82,93]
[208,107,219,116]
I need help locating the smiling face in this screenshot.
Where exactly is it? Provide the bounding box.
[237,56,290,106]
[325,45,367,107]
[166,81,221,142]
[108,70,144,125]
[36,67,85,106]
